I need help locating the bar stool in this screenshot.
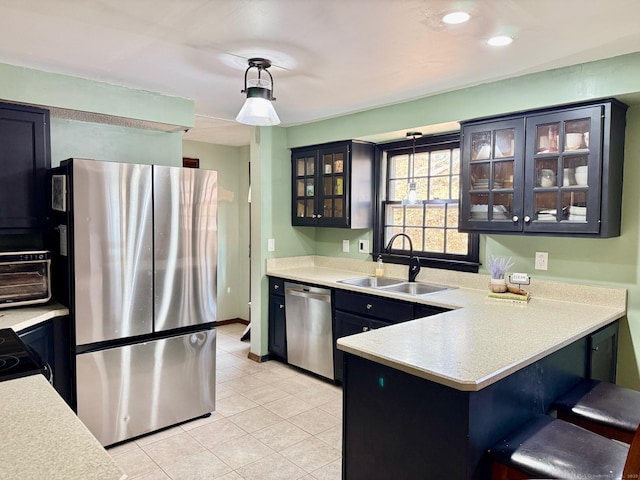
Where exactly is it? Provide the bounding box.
[552,379,640,444]
[488,415,640,479]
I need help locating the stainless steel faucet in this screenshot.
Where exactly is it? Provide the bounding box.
[384,233,421,282]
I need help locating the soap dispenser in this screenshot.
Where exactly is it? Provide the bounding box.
[375,255,385,277]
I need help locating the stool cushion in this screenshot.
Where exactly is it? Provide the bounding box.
[553,379,640,433]
[489,415,628,479]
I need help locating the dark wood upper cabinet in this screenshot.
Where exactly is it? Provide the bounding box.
[0,102,51,232]
[459,99,627,237]
[291,140,374,228]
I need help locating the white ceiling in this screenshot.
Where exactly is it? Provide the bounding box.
[0,0,638,146]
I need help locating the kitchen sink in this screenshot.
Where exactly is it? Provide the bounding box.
[380,282,450,296]
[338,276,404,288]
[337,276,452,296]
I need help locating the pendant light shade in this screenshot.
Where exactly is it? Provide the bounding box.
[236,58,281,126]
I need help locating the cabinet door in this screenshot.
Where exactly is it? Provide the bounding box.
[268,294,287,359]
[334,310,391,382]
[460,118,525,233]
[588,321,618,383]
[524,105,603,234]
[292,148,319,226]
[317,144,350,227]
[0,105,50,231]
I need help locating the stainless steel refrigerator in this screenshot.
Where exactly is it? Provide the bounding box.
[50,158,217,446]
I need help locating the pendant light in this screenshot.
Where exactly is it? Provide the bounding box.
[403,131,422,205]
[236,58,281,126]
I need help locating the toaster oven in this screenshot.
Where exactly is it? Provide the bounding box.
[0,251,51,308]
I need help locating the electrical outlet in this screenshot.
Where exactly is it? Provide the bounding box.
[359,239,369,253]
[535,252,548,270]
[267,238,275,252]
[342,240,350,253]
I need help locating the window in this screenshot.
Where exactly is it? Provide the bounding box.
[374,133,479,272]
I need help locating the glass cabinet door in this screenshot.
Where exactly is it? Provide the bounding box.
[524,106,602,234]
[318,146,348,225]
[293,150,318,224]
[460,118,525,232]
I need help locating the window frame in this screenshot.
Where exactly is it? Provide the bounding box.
[373,132,480,273]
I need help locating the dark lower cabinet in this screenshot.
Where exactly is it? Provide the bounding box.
[333,289,450,383]
[342,335,591,479]
[268,277,287,360]
[588,321,618,382]
[19,315,73,408]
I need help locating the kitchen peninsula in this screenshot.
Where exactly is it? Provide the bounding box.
[0,303,125,479]
[267,256,627,479]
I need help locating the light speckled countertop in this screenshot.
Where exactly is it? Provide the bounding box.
[267,256,627,391]
[0,301,69,332]
[0,374,125,480]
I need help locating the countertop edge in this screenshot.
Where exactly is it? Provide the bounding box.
[0,301,69,333]
[267,257,626,391]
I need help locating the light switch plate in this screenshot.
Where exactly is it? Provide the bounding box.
[267,238,275,252]
[342,240,350,253]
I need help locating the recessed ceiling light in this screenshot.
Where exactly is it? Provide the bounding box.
[487,35,513,47]
[442,11,471,24]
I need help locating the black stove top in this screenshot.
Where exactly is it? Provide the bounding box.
[0,328,47,382]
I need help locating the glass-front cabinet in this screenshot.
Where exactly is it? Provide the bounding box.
[292,140,374,228]
[460,99,627,237]
[460,118,525,233]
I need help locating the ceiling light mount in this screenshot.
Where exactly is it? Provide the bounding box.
[236,57,281,126]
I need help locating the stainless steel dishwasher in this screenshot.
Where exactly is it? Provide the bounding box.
[284,282,334,380]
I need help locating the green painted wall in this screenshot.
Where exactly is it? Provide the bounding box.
[256,52,640,387]
[0,62,193,127]
[50,119,183,167]
[183,140,251,323]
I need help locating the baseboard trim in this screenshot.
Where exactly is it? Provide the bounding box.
[248,352,271,363]
[216,318,249,326]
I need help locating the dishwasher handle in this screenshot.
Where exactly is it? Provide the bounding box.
[285,287,331,303]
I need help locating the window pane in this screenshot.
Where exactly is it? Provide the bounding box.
[385,226,405,247]
[405,227,423,251]
[414,152,429,177]
[429,176,450,200]
[386,204,404,227]
[446,229,469,255]
[430,150,451,175]
[451,175,460,200]
[426,205,445,227]
[451,149,460,175]
[414,177,428,200]
[446,205,459,227]
[405,205,423,226]
[389,154,409,179]
[425,228,444,252]
[389,179,409,201]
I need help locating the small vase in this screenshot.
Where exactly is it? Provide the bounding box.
[489,278,508,293]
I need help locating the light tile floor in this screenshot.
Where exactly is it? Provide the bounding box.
[108,323,343,480]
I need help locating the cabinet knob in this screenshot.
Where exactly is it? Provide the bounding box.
[592,346,600,352]
[512,215,519,222]
[317,214,323,218]
[279,304,284,309]
[312,214,317,218]
[274,284,279,289]
[362,326,369,332]
[366,303,373,310]
[524,216,531,223]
